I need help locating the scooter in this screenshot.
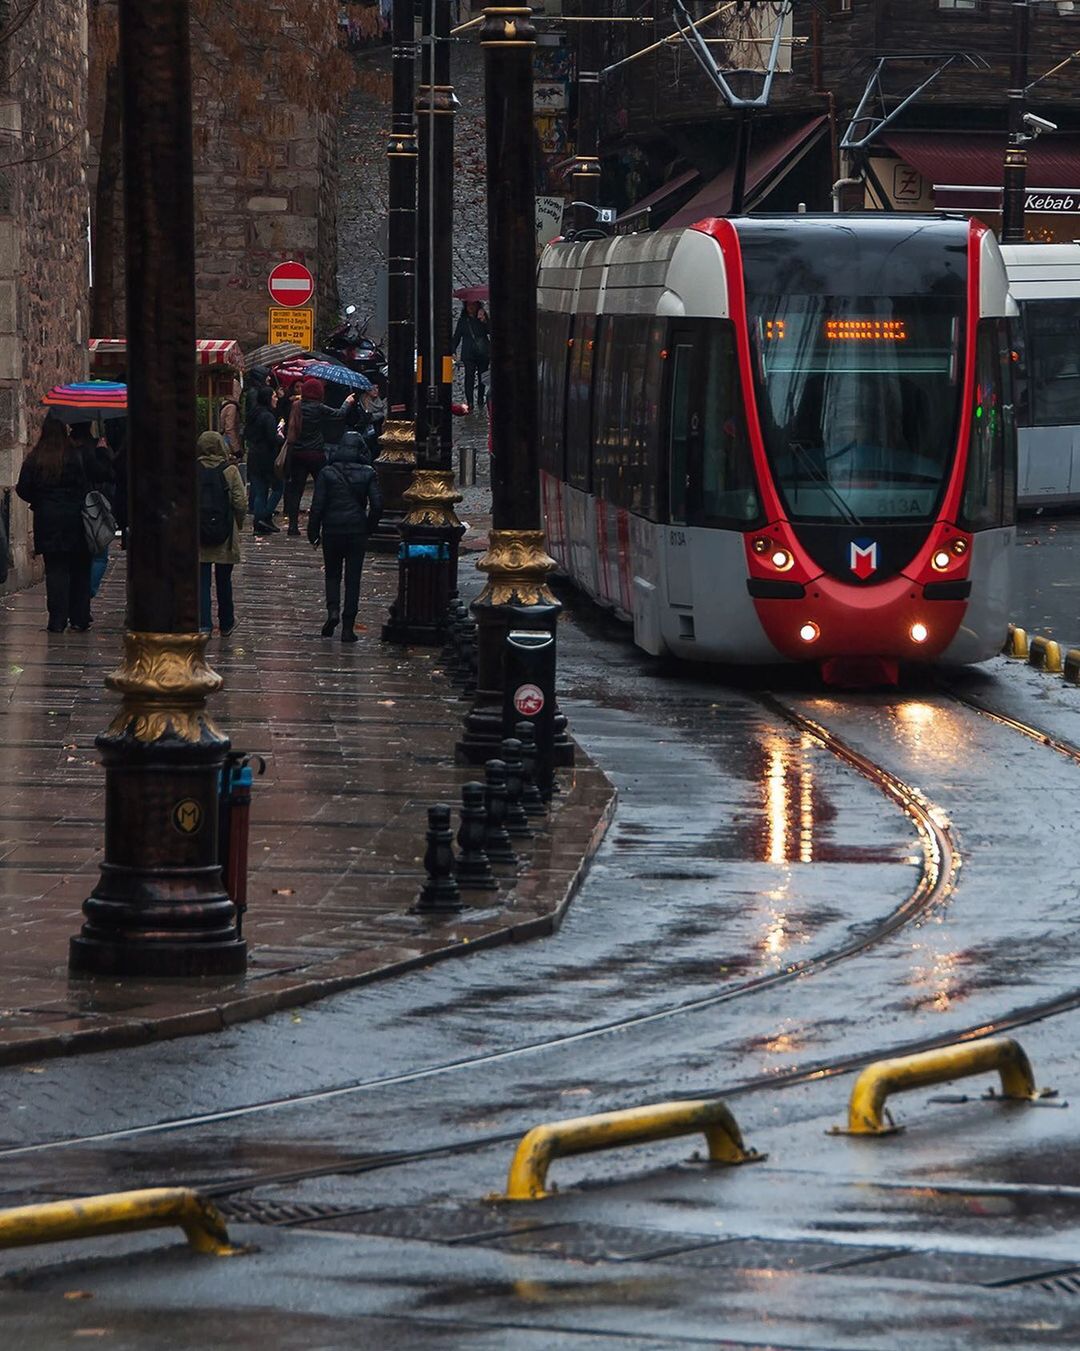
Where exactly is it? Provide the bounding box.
[323,305,389,397]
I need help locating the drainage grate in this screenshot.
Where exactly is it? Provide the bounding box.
[1008,1271,1080,1296]
[215,1197,362,1227]
[658,1237,897,1272]
[293,1203,553,1245]
[849,1250,1079,1287]
[480,1222,727,1264]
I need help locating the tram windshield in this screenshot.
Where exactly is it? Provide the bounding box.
[750,297,963,524]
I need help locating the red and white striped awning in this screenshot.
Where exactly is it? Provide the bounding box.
[89,338,244,369]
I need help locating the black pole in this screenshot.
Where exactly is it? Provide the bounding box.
[1002,0,1030,244]
[729,109,752,216]
[570,9,602,233]
[70,0,245,978]
[372,0,419,549]
[384,0,462,646]
[457,6,572,769]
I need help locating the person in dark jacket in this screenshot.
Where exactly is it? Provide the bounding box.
[15,419,106,632]
[453,301,490,412]
[307,430,383,642]
[283,376,356,536]
[246,386,283,534]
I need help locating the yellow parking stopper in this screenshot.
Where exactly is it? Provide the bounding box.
[504,1098,764,1201]
[1003,625,1029,659]
[1029,635,1063,673]
[0,1187,238,1256]
[1064,649,1080,686]
[833,1036,1046,1137]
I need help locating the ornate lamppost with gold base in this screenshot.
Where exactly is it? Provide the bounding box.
[69,0,244,979]
[456,7,573,769]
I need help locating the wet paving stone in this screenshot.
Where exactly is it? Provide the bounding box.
[0,486,614,1065]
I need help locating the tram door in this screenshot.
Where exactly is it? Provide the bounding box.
[666,331,699,607]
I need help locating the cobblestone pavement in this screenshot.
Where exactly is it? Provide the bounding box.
[0,434,611,1066]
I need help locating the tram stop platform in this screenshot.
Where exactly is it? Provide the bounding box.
[0,497,615,1067]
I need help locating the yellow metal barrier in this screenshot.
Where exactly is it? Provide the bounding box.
[0,1187,237,1255]
[1029,635,1063,674]
[838,1036,1041,1136]
[505,1099,763,1200]
[1065,649,1080,686]
[1003,625,1029,659]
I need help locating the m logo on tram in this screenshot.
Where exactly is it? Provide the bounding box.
[849,540,879,580]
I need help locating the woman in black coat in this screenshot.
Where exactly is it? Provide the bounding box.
[15,419,102,632]
[307,432,383,643]
[246,386,283,534]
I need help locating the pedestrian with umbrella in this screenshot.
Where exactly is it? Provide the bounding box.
[453,299,490,413]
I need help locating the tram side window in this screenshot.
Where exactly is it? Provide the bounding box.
[961,319,1010,530]
[691,322,759,528]
[591,314,661,519]
[538,309,571,478]
[1025,300,1080,427]
[566,312,596,491]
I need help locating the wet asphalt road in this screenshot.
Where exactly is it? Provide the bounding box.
[6,531,1080,1346]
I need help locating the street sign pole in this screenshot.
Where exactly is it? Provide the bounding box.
[457,6,573,770]
[70,0,245,978]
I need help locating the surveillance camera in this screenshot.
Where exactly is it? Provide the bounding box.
[1023,113,1058,135]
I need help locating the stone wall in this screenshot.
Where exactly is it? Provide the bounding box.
[89,19,341,356]
[0,0,90,593]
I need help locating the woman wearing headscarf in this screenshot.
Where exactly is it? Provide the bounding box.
[196,430,247,635]
[246,386,283,534]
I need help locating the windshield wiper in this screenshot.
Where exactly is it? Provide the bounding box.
[787,441,862,527]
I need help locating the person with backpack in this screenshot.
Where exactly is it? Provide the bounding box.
[307,429,383,643]
[197,430,247,635]
[283,376,356,536]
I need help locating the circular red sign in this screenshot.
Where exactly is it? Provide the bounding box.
[513,683,545,717]
[267,260,315,308]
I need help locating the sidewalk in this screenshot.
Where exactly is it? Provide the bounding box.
[0,493,613,1067]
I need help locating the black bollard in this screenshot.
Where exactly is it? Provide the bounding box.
[500,738,533,840]
[483,760,518,868]
[455,781,498,891]
[516,720,547,818]
[416,803,462,912]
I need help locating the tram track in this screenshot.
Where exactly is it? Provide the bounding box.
[0,700,957,1165]
[5,682,1080,1215]
[941,683,1080,765]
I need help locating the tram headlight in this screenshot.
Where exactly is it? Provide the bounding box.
[910,622,929,644]
[799,622,820,643]
[931,550,952,572]
[751,536,770,555]
[951,537,968,556]
[770,548,794,571]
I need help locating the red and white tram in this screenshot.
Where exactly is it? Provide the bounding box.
[537,215,1016,682]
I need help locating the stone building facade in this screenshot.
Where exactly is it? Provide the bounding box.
[0,0,91,593]
[88,19,340,354]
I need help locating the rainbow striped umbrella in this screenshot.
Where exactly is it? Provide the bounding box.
[41,380,127,423]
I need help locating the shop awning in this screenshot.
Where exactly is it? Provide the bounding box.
[89,338,244,369]
[617,167,702,228]
[881,131,1080,209]
[666,115,829,229]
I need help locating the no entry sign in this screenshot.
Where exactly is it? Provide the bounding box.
[267,260,315,308]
